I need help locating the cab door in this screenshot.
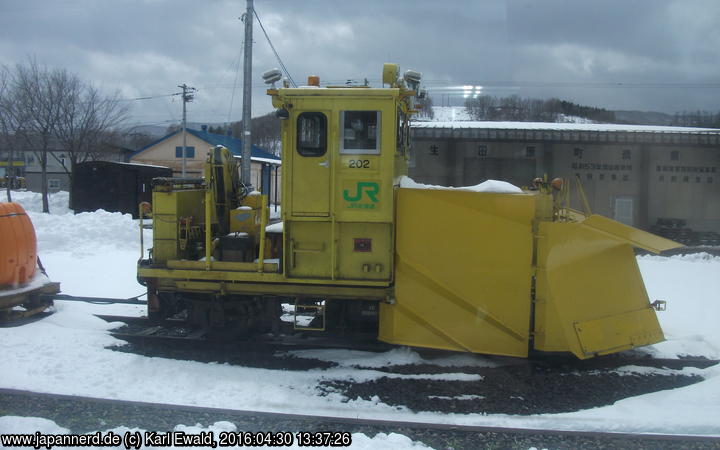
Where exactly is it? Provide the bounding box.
[287,111,333,279]
[291,112,330,216]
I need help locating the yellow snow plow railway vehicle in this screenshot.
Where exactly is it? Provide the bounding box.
[137,64,682,359]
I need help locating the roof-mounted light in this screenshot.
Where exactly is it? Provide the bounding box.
[262,68,282,87]
[403,70,422,90]
[404,70,422,84]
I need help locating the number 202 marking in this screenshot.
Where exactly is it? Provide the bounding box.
[348,159,370,168]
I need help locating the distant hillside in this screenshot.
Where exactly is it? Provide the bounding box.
[463,95,616,123]
[614,110,675,126]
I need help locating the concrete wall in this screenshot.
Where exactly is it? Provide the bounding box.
[410,136,720,232]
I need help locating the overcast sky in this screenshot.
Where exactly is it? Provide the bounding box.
[1,0,718,128]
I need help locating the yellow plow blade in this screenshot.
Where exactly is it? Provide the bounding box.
[581,214,683,254]
[534,215,682,359]
[379,189,536,357]
[381,189,682,359]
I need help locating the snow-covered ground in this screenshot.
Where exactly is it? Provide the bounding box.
[0,417,430,450]
[2,191,720,439]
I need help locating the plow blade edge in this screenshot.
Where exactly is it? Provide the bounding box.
[533,215,681,359]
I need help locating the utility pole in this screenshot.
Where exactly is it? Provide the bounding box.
[178,83,197,177]
[241,0,253,189]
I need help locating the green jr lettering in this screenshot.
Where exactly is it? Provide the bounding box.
[343,182,379,202]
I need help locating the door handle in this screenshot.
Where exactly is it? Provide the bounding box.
[318,161,329,168]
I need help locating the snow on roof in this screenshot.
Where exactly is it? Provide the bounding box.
[111,161,171,169]
[399,176,523,194]
[234,156,282,165]
[412,120,720,134]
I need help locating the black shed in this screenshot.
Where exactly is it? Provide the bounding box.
[72,161,172,217]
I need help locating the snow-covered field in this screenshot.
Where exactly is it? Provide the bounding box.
[2,191,720,441]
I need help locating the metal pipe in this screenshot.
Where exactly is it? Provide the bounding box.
[257,194,267,272]
[205,180,213,270]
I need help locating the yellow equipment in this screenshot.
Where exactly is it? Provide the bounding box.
[137,63,682,359]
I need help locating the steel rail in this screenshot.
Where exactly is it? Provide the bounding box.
[96,315,720,368]
[0,388,717,443]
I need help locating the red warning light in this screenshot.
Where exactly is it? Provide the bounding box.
[354,238,372,252]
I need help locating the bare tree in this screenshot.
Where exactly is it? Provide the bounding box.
[104,127,155,153]
[0,67,13,202]
[8,60,66,213]
[0,60,130,211]
[52,79,129,207]
[414,95,434,120]
[231,112,280,156]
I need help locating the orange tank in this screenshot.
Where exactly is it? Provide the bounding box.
[0,202,37,287]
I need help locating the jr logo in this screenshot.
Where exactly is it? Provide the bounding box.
[343,182,379,203]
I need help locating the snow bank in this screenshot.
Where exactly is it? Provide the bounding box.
[398,176,523,194]
[637,252,720,359]
[7,190,72,215]
[265,221,283,233]
[0,416,69,434]
[0,417,432,449]
[10,190,150,298]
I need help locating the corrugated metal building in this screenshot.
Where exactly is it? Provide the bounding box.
[410,121,720,239]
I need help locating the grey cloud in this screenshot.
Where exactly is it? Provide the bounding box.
[0,0,717,125]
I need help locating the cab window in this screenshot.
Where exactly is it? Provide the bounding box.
[297,112,327,157]
[340,111,380,154]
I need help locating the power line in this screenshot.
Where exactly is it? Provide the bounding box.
[253,7,297,87]
[117,92,180,102]
[424,81,720,90]
[227,50,243,125]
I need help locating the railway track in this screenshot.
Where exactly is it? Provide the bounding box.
[95,313,720,369]
[0,387,718,449]
[13,294,720,440]
[97,313,395,354]
[46,294,720,370]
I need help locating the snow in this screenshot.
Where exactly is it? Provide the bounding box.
[285,347,500,369]
[0,416,70,434]
[265,221,283,233]
[2,190,720,438]
[0,271,52,298]
[422,106,473,122]
[250,157,282,165]
[0,417,430,449]
[398,175,523,194]
[636,253,720,359]
[419,107,599,125]
[114,161,171,169]
[412,120,720,134]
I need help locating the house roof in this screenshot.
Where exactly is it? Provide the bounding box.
[131,129,281,164]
